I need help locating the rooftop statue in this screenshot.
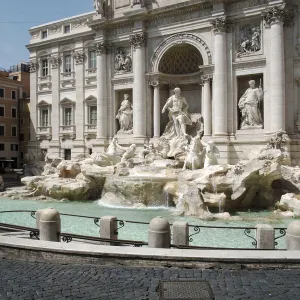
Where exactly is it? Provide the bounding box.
[94,0,105,17]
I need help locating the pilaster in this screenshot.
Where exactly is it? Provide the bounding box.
[49,49,60,156]
[73,40,86,156]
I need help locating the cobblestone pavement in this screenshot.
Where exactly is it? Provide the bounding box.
[1,260,300,300]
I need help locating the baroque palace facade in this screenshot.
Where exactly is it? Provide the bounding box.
[27,0,300,164]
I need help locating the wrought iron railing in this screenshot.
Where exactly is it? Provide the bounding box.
[0,210,288,249]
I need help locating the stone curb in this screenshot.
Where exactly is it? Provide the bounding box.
[1,235,300,268]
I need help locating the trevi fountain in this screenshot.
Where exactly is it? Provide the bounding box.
[2,0,300,248]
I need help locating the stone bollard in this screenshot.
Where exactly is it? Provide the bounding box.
[100,216,118,245]
[39,208,61,242]
[286,220,300,250]
[255,224,275,249]
[148,217,170,248]
[35,209,44,230]
[172,221,189,246]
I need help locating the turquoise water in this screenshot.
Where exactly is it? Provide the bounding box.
[0,197,291,249]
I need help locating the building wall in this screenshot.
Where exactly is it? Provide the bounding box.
[0,72,22,167]
[26,0,300,164]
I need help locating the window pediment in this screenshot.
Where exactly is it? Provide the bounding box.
[84,95,97,104]
[60,97,75,106]
[37,100,51,107]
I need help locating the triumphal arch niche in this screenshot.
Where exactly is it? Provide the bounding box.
[28,0,300,164]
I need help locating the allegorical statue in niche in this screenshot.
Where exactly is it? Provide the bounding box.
[116,94,133,134]
[238,80,263,129]
[162,87,192,139]
[94,0,105,17]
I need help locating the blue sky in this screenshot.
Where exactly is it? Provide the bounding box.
[0,0,93,69]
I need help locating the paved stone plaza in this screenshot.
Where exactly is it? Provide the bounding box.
[1,260,300,300]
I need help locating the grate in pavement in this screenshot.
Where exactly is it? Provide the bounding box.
[159,280,215,300]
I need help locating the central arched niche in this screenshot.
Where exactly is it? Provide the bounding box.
[157,43,203,136]
[158,43,203,75]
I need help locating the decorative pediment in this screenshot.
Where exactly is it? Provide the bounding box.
[37,100,51,107]
[84,95,97,103]
[60,97,75,106]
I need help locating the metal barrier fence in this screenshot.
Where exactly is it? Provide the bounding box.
[0,210,287,250]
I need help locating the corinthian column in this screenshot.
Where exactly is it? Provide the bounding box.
[211,17,230,137]
[150,80,160,138]
[262,6,290,132]
[130,32,146,139]
[201,75,212,137]
[95,41,110,142]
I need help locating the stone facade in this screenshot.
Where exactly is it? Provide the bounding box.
[27,0,300,164]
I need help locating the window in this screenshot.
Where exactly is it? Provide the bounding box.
[20,133,24,141]
[64,107,72,125]
[89,106,97,124]
[64,55,72,73]
[11,144,18,151]
[40,109,49,127]
[64,149,71,160]
[0,144,4,151]
[0,106,4,117]
[29,132,31,140]
[11,108,17,118]
[89,50,97,69]
[0,125,5,136]
[42,30,48,39]
[11,126,17,137]
[21,152,24,160]
[20,118,23,125]
[41,59,48,77]
[64,25,71,34]
[11,90,16,100]
[0,88,4,98]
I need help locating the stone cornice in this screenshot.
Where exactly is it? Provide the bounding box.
[232,59,266,70]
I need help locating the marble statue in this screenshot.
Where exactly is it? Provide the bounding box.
[203,140,219,168]
[106,137,126,156]
[162,87,192,139]
[117,144,137,168]
[115,49,132,73]
[94,0,105,17]
[238,80,263,129]
[116,94,133,134]
[182,136,205,170]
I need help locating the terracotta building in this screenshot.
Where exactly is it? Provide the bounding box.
[9,63,31,166]
[0,70,23,167]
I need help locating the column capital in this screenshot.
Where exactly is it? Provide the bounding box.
[95,41,112,55]
[73,51,86,64]
[29,60,38,72]
[130,32,147,49]
[50,55,61,69]
[210,17,232,33]
[201,74,213,83]
[261,6,295,27]
[150,80,159,87]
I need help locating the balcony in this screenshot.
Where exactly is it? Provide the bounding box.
[60,71,75,88]
[59,125,76,140]
[36,126,52,140]
[85,69,97,85]
[38,75,52,91]
[84,124,96,139]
